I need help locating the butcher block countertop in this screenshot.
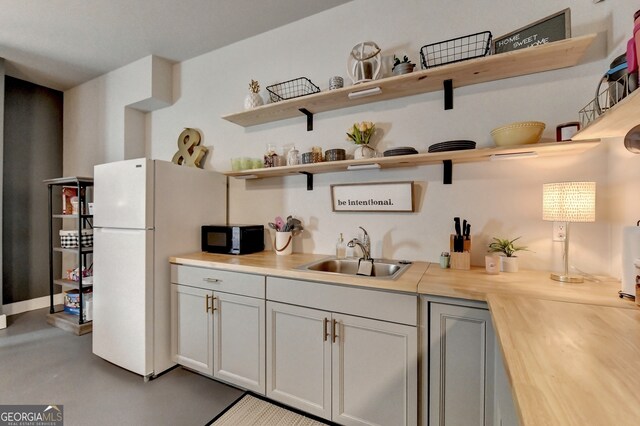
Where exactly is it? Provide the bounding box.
[169,251,428,294]
[489,295,640,426]
[171,251,640,425]
[418,265,634,308]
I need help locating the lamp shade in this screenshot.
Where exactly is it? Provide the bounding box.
[542,182,596,222]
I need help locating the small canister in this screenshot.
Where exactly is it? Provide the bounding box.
[287,146,300,166]
[439,252,450,269]
[329,76,344,90]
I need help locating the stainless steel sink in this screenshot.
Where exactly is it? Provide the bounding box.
[295,257,412,280]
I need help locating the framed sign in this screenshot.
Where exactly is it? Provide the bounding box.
[331,181,414,212]
[493,8,571,54]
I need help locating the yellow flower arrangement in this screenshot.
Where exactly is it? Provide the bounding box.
[346,121,375,145]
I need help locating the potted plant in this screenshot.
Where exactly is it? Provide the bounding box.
[346,121,377,159]
[392,55,416,76]
[488,236,529,272]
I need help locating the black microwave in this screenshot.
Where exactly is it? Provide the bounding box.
[201,225,265,255]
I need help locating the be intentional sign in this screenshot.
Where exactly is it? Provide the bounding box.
[331,181,414,212]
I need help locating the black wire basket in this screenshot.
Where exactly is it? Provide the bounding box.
[266,77,320,103]
[420,31,492,69]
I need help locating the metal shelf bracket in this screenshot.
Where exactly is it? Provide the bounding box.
[443,79,453,110]
[299,108,314,131]
[300,171,314,190]
[443,160,453,184]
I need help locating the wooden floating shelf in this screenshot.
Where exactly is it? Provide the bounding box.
[224,140,600,186]
[54,278,93,288]
[572,88,640,140]
[222,34,596,128]
[54,247,93,254]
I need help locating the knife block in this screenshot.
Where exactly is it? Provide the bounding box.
[450,234,471,270]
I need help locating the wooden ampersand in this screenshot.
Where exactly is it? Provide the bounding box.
[172,128,207,168]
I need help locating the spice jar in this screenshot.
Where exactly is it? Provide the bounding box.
[264,144,277,168]
[311,146,323,163]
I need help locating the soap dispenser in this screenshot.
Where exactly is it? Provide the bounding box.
[336,233,346,259]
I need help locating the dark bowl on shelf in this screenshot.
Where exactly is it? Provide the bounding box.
[301,152,314,164]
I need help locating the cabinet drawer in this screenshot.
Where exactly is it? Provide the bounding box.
[170,264,265,299]
[267,277,417,326]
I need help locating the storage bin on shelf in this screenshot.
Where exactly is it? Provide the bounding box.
[64,288,93,321]
[59,229,93,248]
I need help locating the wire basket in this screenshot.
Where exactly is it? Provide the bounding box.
[266,77,320,103]
[420,31,492,69]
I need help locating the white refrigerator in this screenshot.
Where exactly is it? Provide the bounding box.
[92,158,226,379]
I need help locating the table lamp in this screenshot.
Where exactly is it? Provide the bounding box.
[542,182,596,283]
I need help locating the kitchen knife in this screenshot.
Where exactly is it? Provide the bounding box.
[462,219,467,237]
[454,217,461,237]
[465,223,471,239]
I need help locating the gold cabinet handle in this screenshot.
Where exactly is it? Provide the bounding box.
[332,319,339,343]
[203,277,221,283]
[323,318,329,341]
[205,294,211,312]
[212,296,218,312]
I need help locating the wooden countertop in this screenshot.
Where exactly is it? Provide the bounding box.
[489,295,640,426]
[171,251,640,425]
[418,265,634,308]
[169,251,428,294]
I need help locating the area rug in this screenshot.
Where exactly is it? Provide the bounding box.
[208,393,332,426]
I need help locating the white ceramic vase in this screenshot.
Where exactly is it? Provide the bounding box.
[244,92,264,110]
[353,144,376,160]
[500,256,519,273]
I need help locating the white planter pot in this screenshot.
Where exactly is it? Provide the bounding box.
[500,256,519,273]
[353,144,376,160]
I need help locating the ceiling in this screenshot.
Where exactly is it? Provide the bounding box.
[0,0,351,91]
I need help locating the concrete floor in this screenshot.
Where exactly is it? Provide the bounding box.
[0,308,243,426]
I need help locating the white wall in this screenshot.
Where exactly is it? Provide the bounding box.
[64,0,640,278]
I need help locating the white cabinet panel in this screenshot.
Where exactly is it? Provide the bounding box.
[429,302,495,426]
[214,292,265,394]
[266,301,332,419]
[332,313,417,426]
[170,284,213,375]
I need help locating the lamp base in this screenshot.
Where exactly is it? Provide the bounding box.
[550,273,584,283]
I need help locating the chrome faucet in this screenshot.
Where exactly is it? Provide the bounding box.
[347,227,371,260]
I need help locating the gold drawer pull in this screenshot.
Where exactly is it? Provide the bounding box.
[323,318,329,341]
[203,278,221,283]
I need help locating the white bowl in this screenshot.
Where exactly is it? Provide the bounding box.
[490,121,545,147]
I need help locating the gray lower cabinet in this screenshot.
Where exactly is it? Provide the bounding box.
[170,265,266,394]
[422,296,518,426]
[266,277,418,426]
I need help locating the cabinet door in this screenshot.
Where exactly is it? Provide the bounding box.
[429,302,495,426]
[266,301,332,420]
[213,292,265,394]
[332,313,418,426]
[170,284,213,375]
